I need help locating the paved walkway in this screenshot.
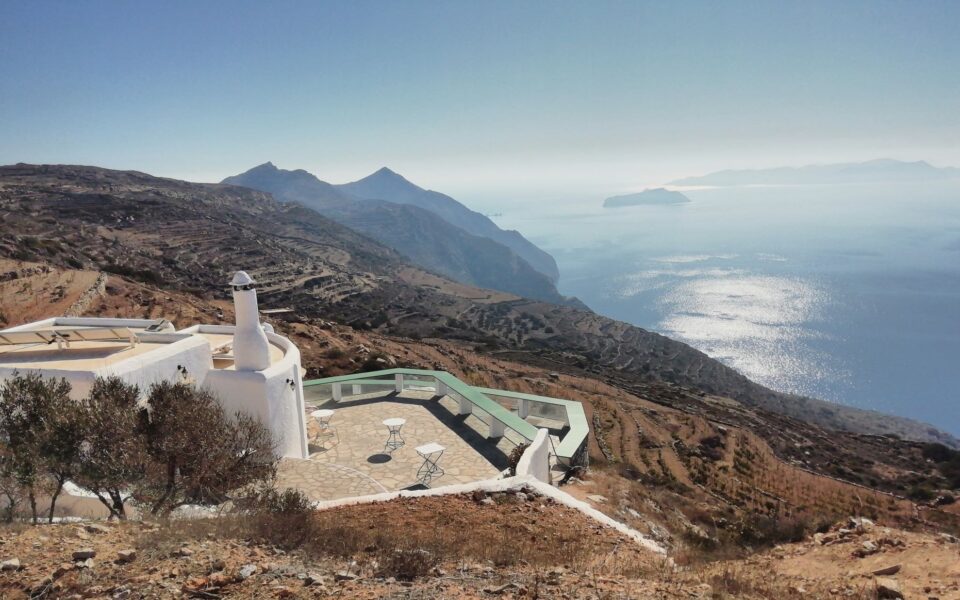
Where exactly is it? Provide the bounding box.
[276,391,508,501]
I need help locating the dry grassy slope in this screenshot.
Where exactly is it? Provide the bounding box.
[1,497,958,600]
[2,163,953,448]
[3,259,957,539]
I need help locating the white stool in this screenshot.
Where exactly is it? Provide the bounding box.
[416,442,445,486]
[383,418,406,453]
[311,409,339,445]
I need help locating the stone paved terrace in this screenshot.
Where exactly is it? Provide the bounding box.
[276,390,512,502]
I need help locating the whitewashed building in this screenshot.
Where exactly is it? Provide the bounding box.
[0,271,309,459]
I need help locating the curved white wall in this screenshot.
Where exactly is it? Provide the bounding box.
[516,428,552,484]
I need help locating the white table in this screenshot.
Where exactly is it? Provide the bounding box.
[311,409,338,444]
[383,417,406,453]
[415,442,445,486]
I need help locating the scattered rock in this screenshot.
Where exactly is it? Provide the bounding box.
[276,586,296,597]
[872,564,901,576]
[847,517,875,532]
[84,523,111,535]
[586,494,608,504]
[209,571,233,586]
[484,582,527,595]
[76,558,95,570]
[815,532,838,545]
[335,570,358,582]
[116,549,137,563]
[175,547,194,557]
[875,577,903,599]
[238,564,258,580]
[853,540,879,558]
[183,576,209,591]
[480,497,495,506]
[54,562,73,577]
[303,572,324,586]
[1,558,21,571]
[72,548,96,560]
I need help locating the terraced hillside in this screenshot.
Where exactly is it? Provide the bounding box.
[1,163,956,452]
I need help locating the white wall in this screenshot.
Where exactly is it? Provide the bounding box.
[0,335,211,400]
[197,326,309,459]
[516,428,552,484]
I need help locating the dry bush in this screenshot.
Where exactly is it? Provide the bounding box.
[377,547,439,580]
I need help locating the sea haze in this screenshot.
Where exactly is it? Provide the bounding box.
[484,180,960,435]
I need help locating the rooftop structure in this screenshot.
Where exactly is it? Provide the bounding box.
[0,272,309,459]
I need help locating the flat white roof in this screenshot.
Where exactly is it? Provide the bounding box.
[0,338,174,371]
[0,318,287,373]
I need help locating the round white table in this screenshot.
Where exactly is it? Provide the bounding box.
[383,418,406,453]
[311,409,335,425]
[311,409,338,444]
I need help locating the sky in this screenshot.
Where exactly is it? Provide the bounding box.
[1,0,958,200]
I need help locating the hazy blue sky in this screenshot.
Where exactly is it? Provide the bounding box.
[2,0,958,198]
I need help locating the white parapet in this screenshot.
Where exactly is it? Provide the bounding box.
[516,428,552,484]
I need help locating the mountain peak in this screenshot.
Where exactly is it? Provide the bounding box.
[344,167,424,197]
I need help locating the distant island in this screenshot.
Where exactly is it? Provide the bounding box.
[604,188,690,208]
[668,158,960,187]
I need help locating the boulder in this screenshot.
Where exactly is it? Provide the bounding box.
[72,549,96,560]
[0,558,20,571]
[238,564,258,580]
[84,524,111,535]
[116,549,137,564]
[875,578,903,599]
[872,564,901,576]
[853,540,879,558]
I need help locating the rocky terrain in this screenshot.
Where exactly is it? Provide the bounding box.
[0,492,957,599]
[2,163,953,449]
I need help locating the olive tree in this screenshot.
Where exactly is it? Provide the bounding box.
[135,381,277,516]
[0,372,75,523]
[74,377,147,520]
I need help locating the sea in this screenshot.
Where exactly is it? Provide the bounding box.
[485,181,960,436]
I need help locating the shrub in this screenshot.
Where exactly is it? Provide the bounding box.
[377,547,438,581]
[234,486,314,549]
[507,443,529,476]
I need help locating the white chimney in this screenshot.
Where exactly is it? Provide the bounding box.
[230,271,270,371]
